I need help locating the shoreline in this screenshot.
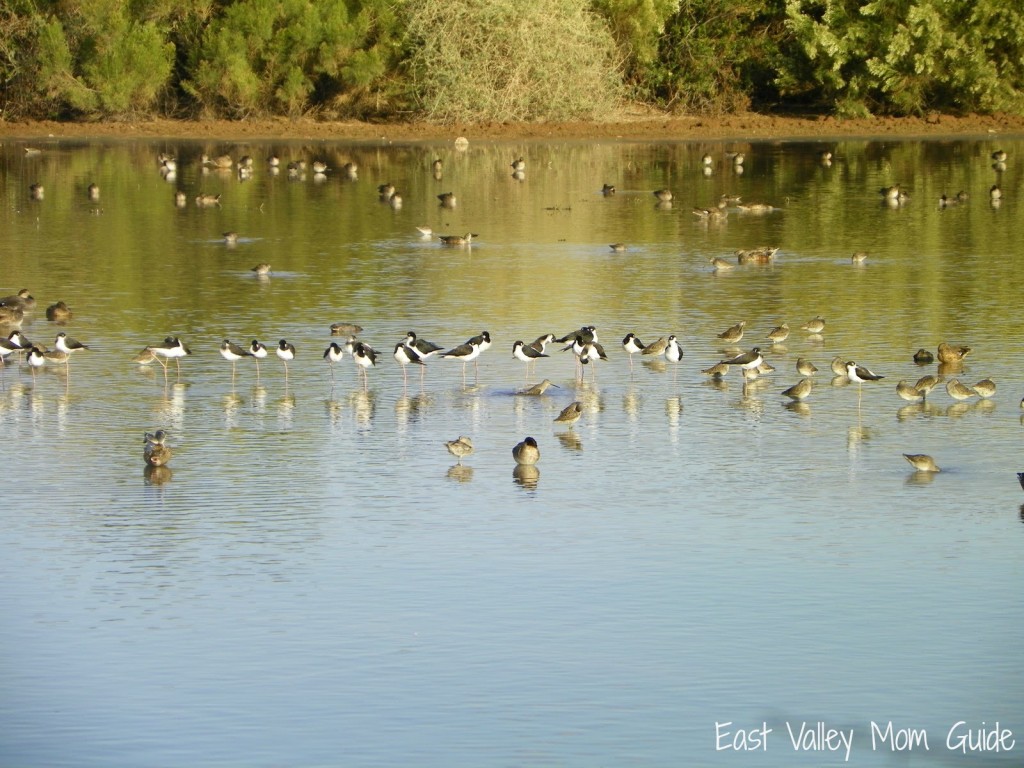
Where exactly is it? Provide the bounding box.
[3,111,1024,143]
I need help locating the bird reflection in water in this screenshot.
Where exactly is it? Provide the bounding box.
[513,464,540,490]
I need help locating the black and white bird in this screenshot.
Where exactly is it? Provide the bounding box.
[323,342,345,382]
[720,347,764,371]
[622,333,646,370]
[353,341,377,388]
[513,339,548,377]
[249,339,268,378]
[393,342,425,385]
[276,339,296,378]
[220,339,251,379]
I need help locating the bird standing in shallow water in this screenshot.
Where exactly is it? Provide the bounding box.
[896,380,924,403]
[277,339,296,379]
[904,454,940,472]
[353,342,377,389]
[445,436,473,464]
[249,340,268,380]
[393,342,424,386]
[801,316,826,334]
[782,378,813,401]
[553,402,583,428]
[945,379,976,401]
[220,339,251,381]
[513,437,540,465]
[323,343,344,382]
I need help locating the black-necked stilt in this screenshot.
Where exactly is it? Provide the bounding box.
[512,436,540,466]
[445,436,473,464]
[26,345,46,376]
[277,339,296,379]
[323,342,345,382]
[845,361,884,384]
[529,333,555,355]
[511,157,526,172]
[665,335,683,379]
[553,402,582,429]
[0,331,28,365]
[54,332,89,372]
[353,341,377,389]
[903,454,940,472]
[404,331,444,360]
[721,347,764,371]
[45,301,72,322]
[393,342,424,385]
[250,340,268,379]
[557,325,596,348]
[512,340,547,378]
[441,338,482,383]
[151,336,191,374]
[220,339,251,380]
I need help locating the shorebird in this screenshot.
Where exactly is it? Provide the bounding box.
[851,251,868,264]
[445,436,473,465]
[622,333,646,370]
[513,340,547,378]
[896,380,925,403]
[641,336,668,358]
[195,193,220,206]
[517,379,558,396]
[512,436,540,465]
[914,374,940,397]
[830,356,847,376]
[251,263,271,276]
[249,340,268,379]
[404,331,445,361]
[442,337,482,383]
[972,378,996,398]
[393,342,424,385]
[87,183,100,200]
[781,378,813,401]
[945,379,976,401]
[353,341,377,389]
[312,160,329,174]
[150,336,191,373]
[0,331,28,366]
[846,361,884,384]
[721,347,764,371]
[276,339,296,378]
[801,316,826,334]
[438,233,477,246]
[653,189,673,203]
[220,339,251,380]
[26,345,46,375]
[665,335,683,378]
[903,454,940,472]
[710,257,735,271]
[323,342,344,382]
[609,243,627,252]
[701,363,729,378]
[511,157,526,172]
[54,332,88,357]
[767,324,790,343]
[796,358,818,376]
[29,184,44,200]
[717,321,746,344]
[222,232,238,246]
[553,402,583,428]
[528,334,555,355]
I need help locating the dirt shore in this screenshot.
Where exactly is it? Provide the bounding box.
[3,111,1024,143]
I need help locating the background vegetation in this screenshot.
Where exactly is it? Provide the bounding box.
[1,0,1022,123]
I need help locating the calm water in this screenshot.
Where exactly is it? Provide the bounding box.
[1,135,1022,767]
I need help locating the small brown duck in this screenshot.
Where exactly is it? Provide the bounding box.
[45,301,73,323]
[937,342,971,364]
[144,430,172,467]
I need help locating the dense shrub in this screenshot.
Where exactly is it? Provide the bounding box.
[591,0,680,89]
[649,0,785,113]
[184,0,402,118]
[405,0,623,123]
[780,0,1024,116]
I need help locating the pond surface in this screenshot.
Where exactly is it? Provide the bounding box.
[1,134,1022,767]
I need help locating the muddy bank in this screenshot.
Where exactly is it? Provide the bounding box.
[3,111,1024,143]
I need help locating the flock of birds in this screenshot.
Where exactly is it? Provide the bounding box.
[8,144,1015,481]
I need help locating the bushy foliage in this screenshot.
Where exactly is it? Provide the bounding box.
[781,0,1024,116]
[591,0,680,88]
[184,0,401,118]
[649,0,785,113]
[405,0,623,123]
